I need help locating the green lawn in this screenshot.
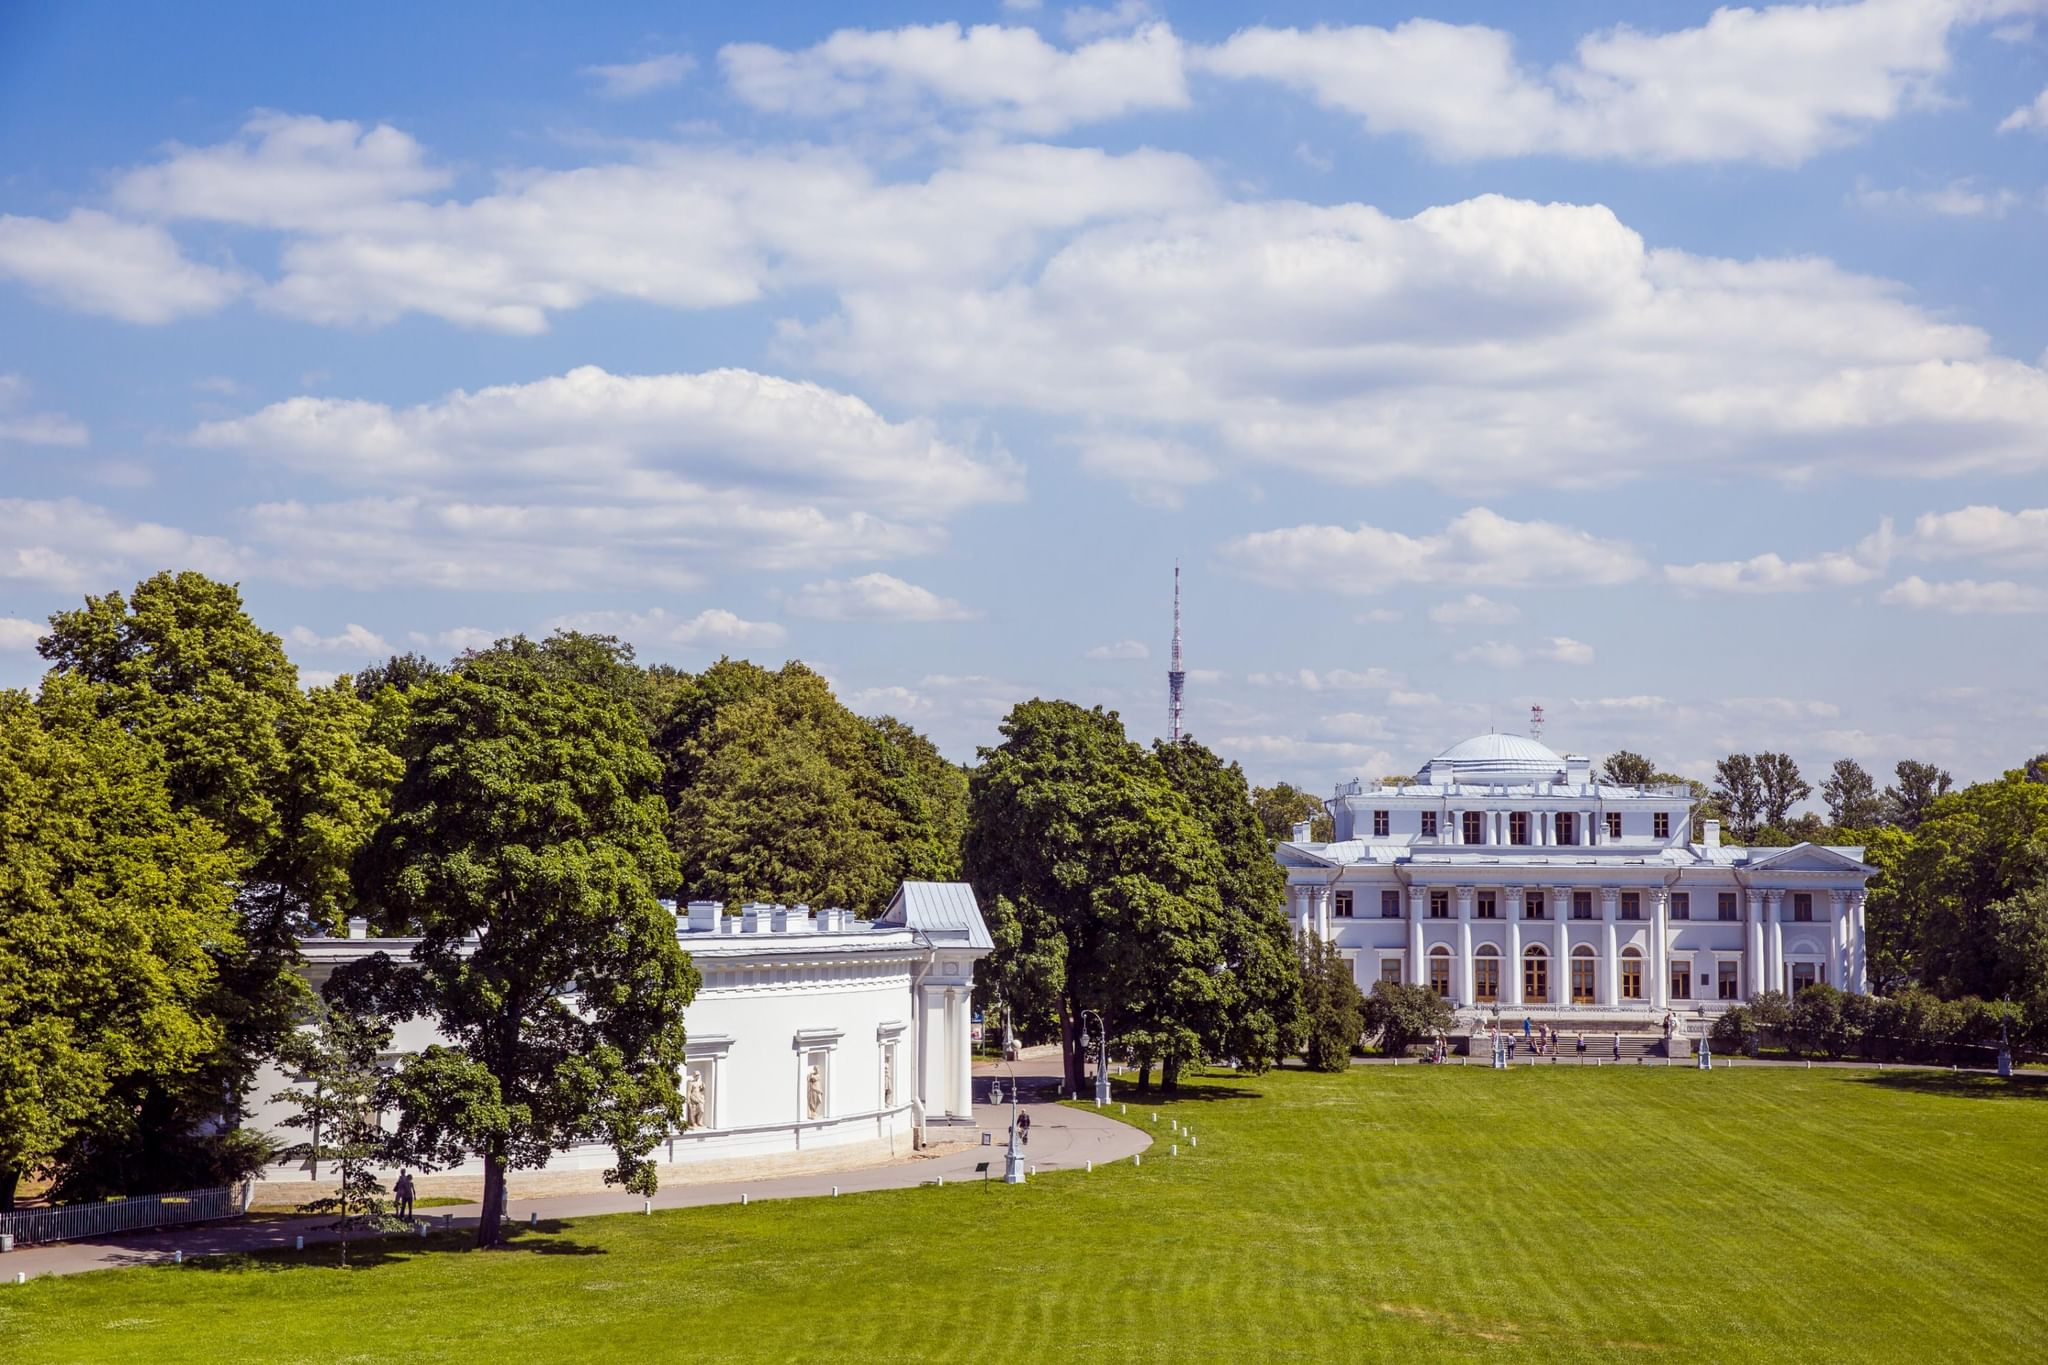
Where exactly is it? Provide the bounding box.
[6,1065,2046,1362]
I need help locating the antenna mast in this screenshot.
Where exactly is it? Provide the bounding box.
[1167,563,1186,743]
[1529,703,1545,742]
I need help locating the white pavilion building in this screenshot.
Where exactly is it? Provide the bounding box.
[1277,735,1874,1028]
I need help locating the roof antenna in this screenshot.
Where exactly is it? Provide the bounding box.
[1529,703,1545,741]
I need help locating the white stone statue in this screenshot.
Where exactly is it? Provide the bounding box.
[685,1070,707,1129]
[805,1064,823,1119]
[882,1051,895,1107]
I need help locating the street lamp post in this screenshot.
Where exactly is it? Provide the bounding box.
[1003,1062,1026,1184]
[1082,1009,1111,1107]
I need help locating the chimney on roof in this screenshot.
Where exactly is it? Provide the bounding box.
[1290,820,1312,843]
[1702,819,1722,849]
[347,916,368,940]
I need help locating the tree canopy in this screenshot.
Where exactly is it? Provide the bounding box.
[0,679,239,1209]
[1251,782,1333,843]
[350,647,700,1247]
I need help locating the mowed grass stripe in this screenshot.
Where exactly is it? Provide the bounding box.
[3,1067,2044,1363]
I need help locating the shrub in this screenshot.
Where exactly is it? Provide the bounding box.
[1710,1006,1758,1057]
[1361,980,1453,1058]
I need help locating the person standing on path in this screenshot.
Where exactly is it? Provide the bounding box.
[1575,1031,1586,1061]
[1612,1032,1622,1062]
[393,1171,415,1221]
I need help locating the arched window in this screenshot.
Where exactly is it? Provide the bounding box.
[1571,944,1597,1004]
[1428,945,1452,999]
[1523,944,1549,1004]
[1474,944,1501,1003]
[1621,946,1644,1000]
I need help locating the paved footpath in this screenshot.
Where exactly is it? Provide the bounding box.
[3,1053,1149,1281]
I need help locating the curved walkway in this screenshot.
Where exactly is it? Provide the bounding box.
[2,1052,1150,1281]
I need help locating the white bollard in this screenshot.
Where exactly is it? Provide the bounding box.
[1120,1104,1126,1115]
[529,1211,537,1227]
[1171,1144,1178,1156]
[1133,1154,1141,1167]
[13,1272,23,1285]
[173,1250,183,1265]
[295,1235,304,1251]
[1085,1161,1093,1173]
[832,1186,839,1197]
[1191,1135,1197,1147]
[1151,1112,1158,1124]
[643,1198,652,1215]
[935,1178,942,1188]
[741,1191,750,1204]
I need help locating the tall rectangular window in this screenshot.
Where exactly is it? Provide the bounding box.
[1373,809,1390,837]
[1620,892,1641,920]
[1791,962,1818,992]
[1621,955,1644,1000]
[1571,955,1596,1003]
[1525,892,1546,920]
[1524,953,1548,1003]
[1717,960,1739,999]
[1718,892,1738,922]
[1420,811,1438,837]
[1476,892,1497,919]
[1670,960,1693,1000]
[1557,813,1577,845]
[1381,889,1402,918]
[1462,811,1484,844]
[1334,890,1353,918]
[1671,892,1690,920]
[1572,892,1594,920]
[1606,812,1623,840]
[1793,893,1813,922]
[1429,891,1450,919]
[1510,811,1529,844]
[1429,954,1451,998]
[1474,956,1500,1002]
[1379,957,1402,985]
[1654,812,1671,839]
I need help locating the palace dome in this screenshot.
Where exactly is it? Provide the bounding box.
[1421,733,1567,784]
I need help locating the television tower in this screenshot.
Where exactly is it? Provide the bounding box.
[1167,563,1186,743]
[1529,703,1545,742]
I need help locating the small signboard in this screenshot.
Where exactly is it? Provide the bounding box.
[981,1131,992,1146]
[971,1024,984,1043]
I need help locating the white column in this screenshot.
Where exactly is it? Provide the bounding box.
[1829,891,1847,989]
[1507,891,1524,1007]
[1746,889,1765,999]
[1582,809,1595,846]
[1651,888,1669,1009]
[1448,809,1462,845]
[1408,886,1427,987]
[1851,893,1868,993]
[1766,891,1785,994]
[1456,887,1475,1006]
[952,987,973,1117]
[1554,889,1570,1006]
[1600,888,1619,1006]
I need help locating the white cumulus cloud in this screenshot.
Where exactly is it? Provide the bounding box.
[1880,576,2048,614]
[0,617,44,652]
[287,623,394,657]
[1085,639,1150,659]
[785,573,977,622]
[1998,85,2048,133]
[1224,508,1644,595]
[0,210,249,323]
[546,606,787,649]
[580,53,695,98]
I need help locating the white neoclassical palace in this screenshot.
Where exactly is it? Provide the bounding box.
[1278,735,1874,1021]
[249,882,990,1189]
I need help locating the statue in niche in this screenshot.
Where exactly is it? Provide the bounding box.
[882,1050,896,1107]
[685,1069,707,1129]
[806,1063,824,1119]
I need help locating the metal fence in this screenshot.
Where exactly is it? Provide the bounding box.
[1,1181,252,1247]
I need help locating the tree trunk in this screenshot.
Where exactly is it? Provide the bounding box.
[1134,1055,1152,1094]
[1162,1054,1181,1093]
[477,1144,507,1248]
[0,1164,18,1212]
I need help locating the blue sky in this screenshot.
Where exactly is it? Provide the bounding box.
[2,0,2045,801]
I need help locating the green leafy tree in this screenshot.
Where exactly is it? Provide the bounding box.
[964,700,1228,1094]
[352,652,446,701]
[1890,772,2048,1011]
[1709,1006,1758,1057]
[1155,737,1301,1073]
[269,998,406,1265]
[664,662,954,915]
[0,680,240,1209]
[1359,980,1453,1057]
[1597,751,1657,787]
[351,648,699,1247]
[1252,783,1333,843]
[1713,755,1764,842]
[1757,752,1811,829]
[1821,759,1885,829]
[35,573,401,1195]
[1885,760,1953,832]
[1298,937,1367,1070]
